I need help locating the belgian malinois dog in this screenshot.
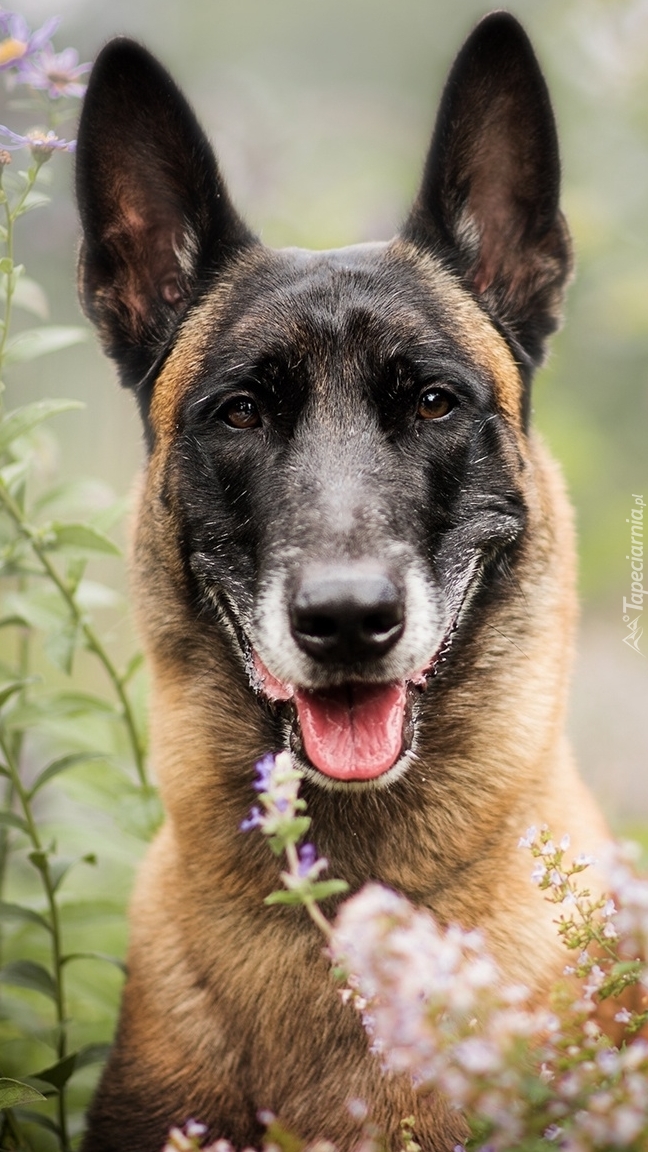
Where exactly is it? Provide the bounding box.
[76,12,609,1152]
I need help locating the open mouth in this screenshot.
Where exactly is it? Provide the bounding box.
[250,628,455,784]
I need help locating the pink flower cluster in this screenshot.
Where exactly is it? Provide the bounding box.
[603,841,648,964]
[331,883,557,1148]
[329,834,648,1151]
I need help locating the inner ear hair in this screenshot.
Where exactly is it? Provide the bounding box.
[76,38,255,393]
[403,12,572,369]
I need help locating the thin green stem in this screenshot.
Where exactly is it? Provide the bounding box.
[0,730,70,1151]
[0,480,148,787]
[0,161,42,373]
[0,776,15,950]
[285,840,333,940]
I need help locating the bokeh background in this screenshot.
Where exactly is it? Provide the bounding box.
[6,0,648,825]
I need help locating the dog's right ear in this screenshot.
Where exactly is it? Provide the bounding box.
[76,39,254,399]
[403,13,572,376]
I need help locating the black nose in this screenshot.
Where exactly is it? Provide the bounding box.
[290,564,405,665]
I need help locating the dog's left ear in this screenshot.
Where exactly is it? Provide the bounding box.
[76,39,255,397]
[403,12,572,370]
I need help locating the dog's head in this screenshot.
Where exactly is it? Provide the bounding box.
[76,14,572,790]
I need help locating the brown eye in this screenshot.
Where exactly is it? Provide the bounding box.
[221,396,261,430]
[417,387,456,421]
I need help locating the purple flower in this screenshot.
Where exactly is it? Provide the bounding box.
[252,753,276,793]
[0,12,59,71]
[297,842,317,876]
[0,126,75,156]
[240,805,263,832]
[17,45,91,98]
[241,751,304,842]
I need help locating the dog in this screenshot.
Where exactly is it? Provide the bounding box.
[75,12,610,1151]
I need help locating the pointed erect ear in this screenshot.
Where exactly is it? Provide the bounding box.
[403,12,572,368]
[76,39,255,394]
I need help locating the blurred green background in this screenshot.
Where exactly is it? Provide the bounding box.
[5,0,648,818]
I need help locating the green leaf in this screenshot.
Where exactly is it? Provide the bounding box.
[30,752,105,797]
[61,951,126,975]
[4,588,72,633]
[76,578,121,610]
[33,476,116,518]
[5,690,117,730]
[49,853,97,892]
[123,652,145,684]
[115,788,164,841]
[0,257,12,274]
[306,879,349,900]
[14,1108,60,1133]
[46,522,121,556]
[0,811,29,834]
[0,677,32,707]
[74,1042,112,1069]
[4,325,88,365]
[0,1077,46,1108]
[22,1045,111,1097]
[27,849,48,874]
[0,456,30,494]
[0,901,51,933]
[31,1053,77,1090]
[14,189,50,216]
[0,399,83,453]
[264,879,347,907]
[43,619,80,675]
[264,889,310,906]
[0,960,57,1000]
[12,275,49,320]
[267,815,311,855]
[65,556,87,594]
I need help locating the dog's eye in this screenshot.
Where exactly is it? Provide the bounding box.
[220,396,262,430]
[417,388,456,421]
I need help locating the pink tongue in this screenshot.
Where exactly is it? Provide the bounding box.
[294,682,406,781]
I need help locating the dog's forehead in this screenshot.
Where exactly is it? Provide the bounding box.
[149,239,522,438]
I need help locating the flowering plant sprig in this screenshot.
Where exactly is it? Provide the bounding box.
[522,827,648,1032]
[0,7,90,161]
[241,752,348,937]
[0,12,152,1152]
[329,832,648,1152]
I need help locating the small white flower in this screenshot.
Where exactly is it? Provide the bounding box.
[518,826,537,848]
[185,1121,208,1139]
